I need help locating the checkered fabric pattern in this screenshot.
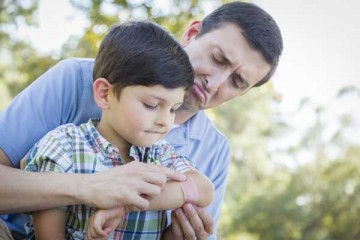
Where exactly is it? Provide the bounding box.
[24,119,195,240]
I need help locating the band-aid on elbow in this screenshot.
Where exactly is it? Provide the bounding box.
[180,178,200,204]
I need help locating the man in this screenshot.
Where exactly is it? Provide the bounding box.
[0,2,282,239]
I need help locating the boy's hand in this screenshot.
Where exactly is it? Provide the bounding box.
[82,161,186,210]
[86,207,127,240]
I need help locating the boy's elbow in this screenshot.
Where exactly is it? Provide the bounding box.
[198,177,215,207]
[186,171,215,207]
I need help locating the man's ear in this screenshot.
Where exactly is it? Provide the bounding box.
[93,78,111,109]
[180,20,202,47]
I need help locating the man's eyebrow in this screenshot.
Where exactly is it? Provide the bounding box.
[217,46,250,88]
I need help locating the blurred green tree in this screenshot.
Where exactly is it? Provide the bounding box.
[0,0,57,108]
[216,87,360,239]
[62,0,227,58]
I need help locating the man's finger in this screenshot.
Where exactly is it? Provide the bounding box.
[171,211,184,239]
[130,194,149,210]
[147,164,186,182]
[194,206,214,235]
[175,208,196,240]
[138,181,162,196]
[163,167,186,182]
[183,204,207,238]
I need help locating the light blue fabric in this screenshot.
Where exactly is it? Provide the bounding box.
[0,58,231,239]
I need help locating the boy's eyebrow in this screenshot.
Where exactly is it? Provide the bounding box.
[147,94,183,106]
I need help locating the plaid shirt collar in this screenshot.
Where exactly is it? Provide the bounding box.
[84,119,166,165]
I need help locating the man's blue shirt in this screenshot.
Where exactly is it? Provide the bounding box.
[0,58,231,239]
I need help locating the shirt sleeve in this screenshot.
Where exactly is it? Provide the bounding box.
[24,130,73,174]
[205,138,231,240]
[156,143,196,174]
[0,59,85,167]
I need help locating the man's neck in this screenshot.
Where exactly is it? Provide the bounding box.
[174,108,199,125]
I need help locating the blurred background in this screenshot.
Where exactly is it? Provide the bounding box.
[1,0,359,239]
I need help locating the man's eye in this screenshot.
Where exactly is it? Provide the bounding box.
[143,103,158,109]
[231,76,241,88]
[212,54,224,66]
[232,74,248,89]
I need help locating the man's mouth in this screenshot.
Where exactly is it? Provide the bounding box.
[191,82,207,104]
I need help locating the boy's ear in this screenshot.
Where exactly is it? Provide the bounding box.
[93,78,111,109]
[180,20,202,47]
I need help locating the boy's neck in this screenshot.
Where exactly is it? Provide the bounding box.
[96,119,133,164]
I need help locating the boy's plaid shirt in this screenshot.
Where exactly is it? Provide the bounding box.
[24,119,195,240]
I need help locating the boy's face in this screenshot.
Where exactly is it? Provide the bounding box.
[180,22,271,112]
[104,85,185,148]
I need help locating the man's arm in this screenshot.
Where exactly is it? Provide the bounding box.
[0,149,81,213]
[0,148,186,213]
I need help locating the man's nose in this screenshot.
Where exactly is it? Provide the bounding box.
[205,69,231,93]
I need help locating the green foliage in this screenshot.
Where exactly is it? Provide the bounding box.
[62,0,218,57]
[0,0,57,108]
[215,87,360,239]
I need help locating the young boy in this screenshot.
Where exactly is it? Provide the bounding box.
[23,21,214,239]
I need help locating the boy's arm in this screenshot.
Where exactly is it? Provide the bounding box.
[88,170,214,238]
[32,208,67,240]
[147,170,215,210]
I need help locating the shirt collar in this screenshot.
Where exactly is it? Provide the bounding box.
[82,119,118,155]
[165,110,208,146]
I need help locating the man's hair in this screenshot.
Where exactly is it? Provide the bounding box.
[198,1,283,87]
[94,21,194,98]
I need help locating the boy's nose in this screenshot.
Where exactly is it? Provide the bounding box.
[155,112,172,128]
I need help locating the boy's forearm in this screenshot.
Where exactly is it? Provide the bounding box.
[32,208,67,240]
[147,170,215,210]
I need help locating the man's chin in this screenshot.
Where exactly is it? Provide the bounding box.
[181,101,202,112]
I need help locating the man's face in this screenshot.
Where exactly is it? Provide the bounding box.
[180,22,271,111]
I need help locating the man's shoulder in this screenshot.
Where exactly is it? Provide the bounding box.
[56,57,94,72]
[60,57,94,65]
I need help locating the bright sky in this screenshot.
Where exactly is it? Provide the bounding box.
[18,0,360,149]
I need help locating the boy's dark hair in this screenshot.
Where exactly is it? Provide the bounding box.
[94,21,194,98]
[198,1,283,87]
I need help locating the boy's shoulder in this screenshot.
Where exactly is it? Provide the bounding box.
[45,123,82,141]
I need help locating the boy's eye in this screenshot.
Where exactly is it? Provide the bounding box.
[143,103,158,109]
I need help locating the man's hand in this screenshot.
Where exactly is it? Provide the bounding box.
[86,207,127,240]
[81,161,186,210]
[164,203,213,240]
